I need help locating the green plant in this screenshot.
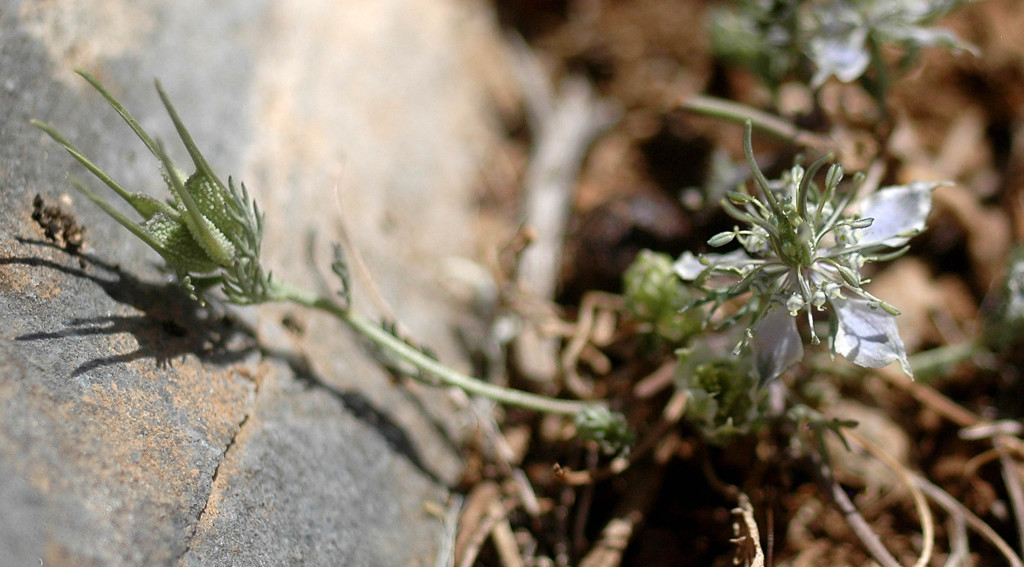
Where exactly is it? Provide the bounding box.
[33,71,632,454]
[622,249,703,344]
[710,0,977,99]
[674,121,936,383]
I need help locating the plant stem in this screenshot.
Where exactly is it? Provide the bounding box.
[907,341,985,380]
[269,280,599,416]
[678,94,835,150]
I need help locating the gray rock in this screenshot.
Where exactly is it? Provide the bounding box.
[0,0,511,564]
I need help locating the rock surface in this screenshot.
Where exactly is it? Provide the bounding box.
[0,0,510,564]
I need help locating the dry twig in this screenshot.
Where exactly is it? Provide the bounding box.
[577,463,666,567]
[456,482,507,567]
[561,292,625,398]
[507,35,620,382]
[843,428,935,567]
[428,495,463,567]
[810,443,902,567]
[731,493,766,567]
[913,474,1024,567]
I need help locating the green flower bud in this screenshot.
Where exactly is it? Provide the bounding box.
[675,337,767,445]
[574,406,633,455]
[623,250,702,343]
[727,191,753,205]
[825,163,844,192]
[34,71,269,301]
[847,217,874,230]
[708,230,737,248]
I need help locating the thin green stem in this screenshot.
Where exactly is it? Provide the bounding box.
[269,280,599,416]
[743,120,783,217]
[678,94,835,149]
[907,341,986,381]
[797,152,832,219]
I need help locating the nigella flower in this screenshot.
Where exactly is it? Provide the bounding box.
[33,71,270,303]
[675,121,937,383]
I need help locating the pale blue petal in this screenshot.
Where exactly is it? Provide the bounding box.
[857,182,937,248]
[674,251,708,280]
[750,306,804,384]
[809,37,871,86]
[808,21,870,87]
[673,250,753,281]
[832,297,913,376]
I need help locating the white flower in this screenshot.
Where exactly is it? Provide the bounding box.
[675,121,939,383]
[807,0,977,88]
[807,5,870,88]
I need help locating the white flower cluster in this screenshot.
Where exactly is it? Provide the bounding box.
[675,122,938,383]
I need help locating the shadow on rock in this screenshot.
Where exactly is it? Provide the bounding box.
[9,238,456,486]
[8,238,258,375]
[267,345,453,486]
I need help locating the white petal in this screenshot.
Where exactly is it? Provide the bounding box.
[808,23,870,87]
[673,249,753,281]
[750,306,804,384]
[673,251,707,281]
[832,297,912,376]
[856,182,938,248]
